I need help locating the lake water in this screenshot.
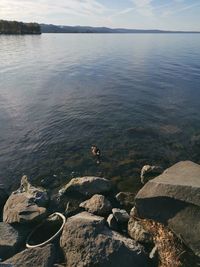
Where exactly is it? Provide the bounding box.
[0,34,200,193]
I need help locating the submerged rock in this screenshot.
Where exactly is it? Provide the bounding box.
[3,176,48,224]
[60,212,149,267]
[80,194,112,216]
[59,176,112,197]
[135,161,200,257]
[3,244,55,267]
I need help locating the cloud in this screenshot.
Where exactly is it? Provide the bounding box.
[0,0,109,22]
[161,1,200,17]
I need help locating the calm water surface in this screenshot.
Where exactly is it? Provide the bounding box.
[0,34,200,193]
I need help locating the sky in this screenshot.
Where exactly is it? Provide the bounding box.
[0,0,200,31]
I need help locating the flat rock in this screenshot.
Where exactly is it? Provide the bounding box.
[80,194,112,216]
[60,212,149,267]
[3,244,56,267]
[59,177,112,197]
[0,223,29,260]
[135,161,200,256]
[112,208,130,223]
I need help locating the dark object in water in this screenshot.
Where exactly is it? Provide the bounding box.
[91,145,101,164]
[26,212,66,248]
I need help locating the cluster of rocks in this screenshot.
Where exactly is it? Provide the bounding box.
[0,161,200,267]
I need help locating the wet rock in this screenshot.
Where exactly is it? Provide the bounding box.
[112,208,130,224]
[3,244,56,267]
[59,177,112,197]
[115,192,135,211]
[106,214,119,231]
[3,176,48,224]
[135,161,200,257]
[140,165,163,184]
[80,194,112,216]
[128,218,153,244]
[60,212,149,267]
[0,223,30,261]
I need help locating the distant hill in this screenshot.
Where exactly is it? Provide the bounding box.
[0,20,41,34]
[41,24,200,34]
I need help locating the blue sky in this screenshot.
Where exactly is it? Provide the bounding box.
[0,0,200,30]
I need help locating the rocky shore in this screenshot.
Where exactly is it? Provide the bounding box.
[0,161,200,267]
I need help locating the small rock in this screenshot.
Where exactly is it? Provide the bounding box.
[80,194,112,216]
[112,208,130,223]
[140,165,163,184]
[106,214,119,231]
[3,244,55,267]
[130,207,138,217]
[128,217,153,244]
[115,192,135,210]
[60,176,112,197]
[0,223,30,260]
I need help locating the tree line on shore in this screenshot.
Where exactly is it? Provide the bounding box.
[0,20,41,34]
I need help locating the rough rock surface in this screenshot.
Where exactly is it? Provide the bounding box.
[115,192,135,210]
[135,161,200,257]
[3,244,55,267]
[112,208,130,223]
[140,165,163,184]
[0,223,29,260]
[80,194,112,216]
[3,177,48,224]
[60,212,149,267]
[59,177,112,197]
[128,218,153,244]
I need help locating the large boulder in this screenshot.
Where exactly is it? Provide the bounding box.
[135,161,200,257]
[60,212,149,267]
[80,194,112,216]
[59,177,112,197]
[3,176,48,224]
[0,223,29,260]
[3,244,55,267]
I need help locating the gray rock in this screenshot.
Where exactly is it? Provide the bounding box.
[3,176,48,224]
[59,177,112,197]
[140,165,163,184]
[3,244,55,267]
[112,208,130,223]
[0,223,29,260]
[60,212,149,267]
[106,214,119,231]
[80,194,112,216]
[115,192,135,210]
[128,218,153,244]
[135,161,200,257]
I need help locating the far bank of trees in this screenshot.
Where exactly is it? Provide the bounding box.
[0,20,41,34]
